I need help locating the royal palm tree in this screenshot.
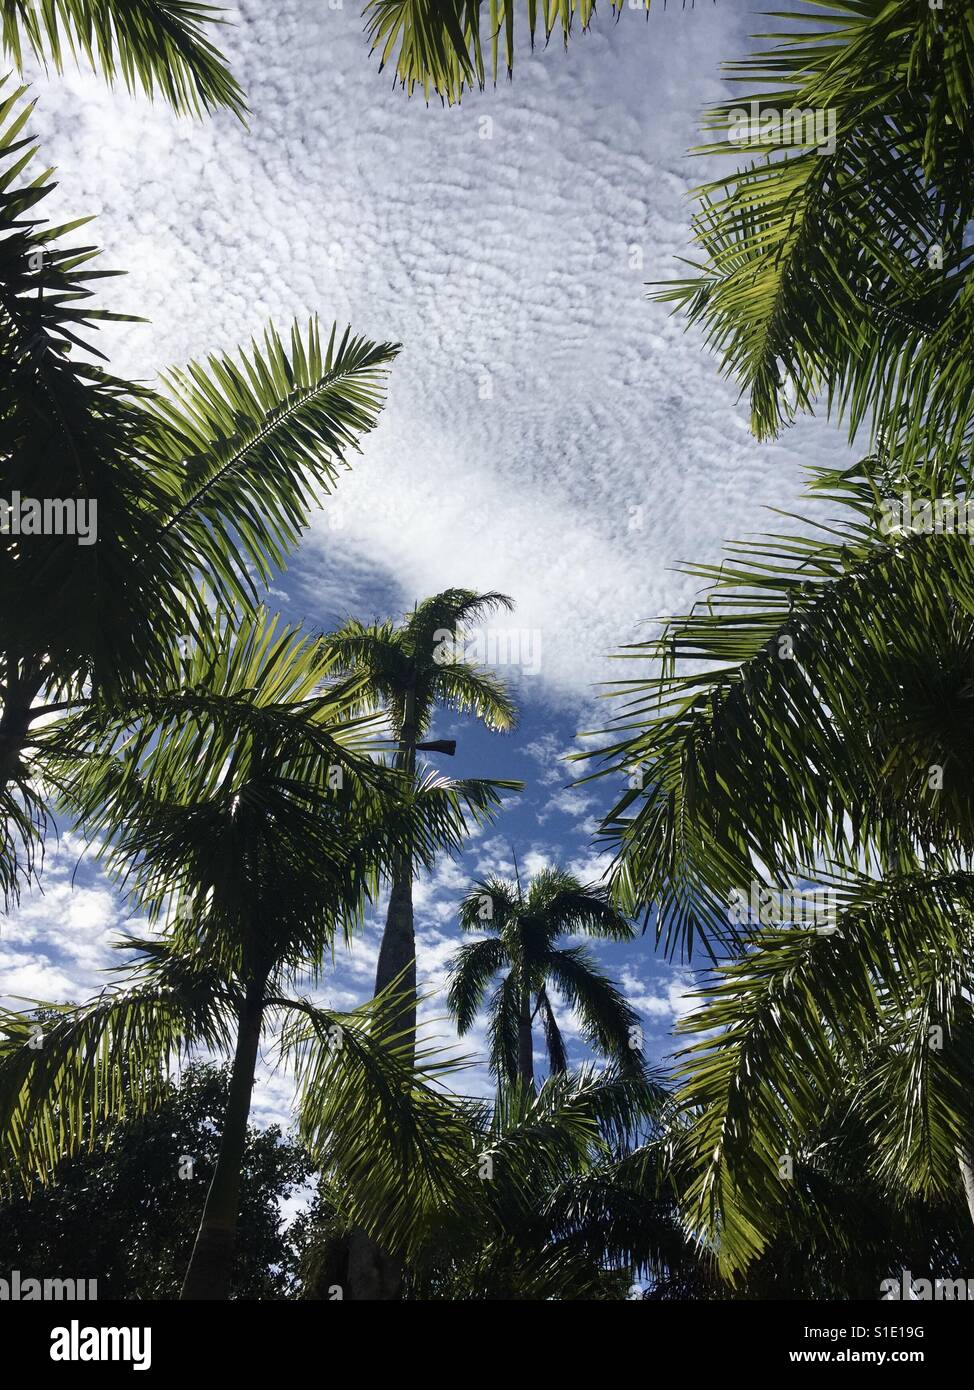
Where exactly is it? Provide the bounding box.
[448,866,641,1087]
[322,590,518,1056]
[0,80,399,902]
[0,609,509,1298]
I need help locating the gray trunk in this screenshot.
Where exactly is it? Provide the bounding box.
[0,665,45,786]
[374,852,417,1055]
[180,974,264,1300]
[517,990,534,1088]
[374,684,418,1060]
[355,687,419,1300]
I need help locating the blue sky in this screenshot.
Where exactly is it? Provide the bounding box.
[2,1,857,1120]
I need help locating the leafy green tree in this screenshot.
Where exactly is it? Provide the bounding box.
[0,1062,314,1299]
[0,609,508,1299]
[323,590,518,1055]
[0,81,399,903]
[448,866,641,1086]
[298,1060,676,1300]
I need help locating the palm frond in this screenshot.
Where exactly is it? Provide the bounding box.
[149,321,400,610]
[362,0,659,105]
[672,870,974,1277]
[1,0,247,118]
[0,947,236,1190]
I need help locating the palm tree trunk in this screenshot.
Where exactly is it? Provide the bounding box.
[374,684,418,1060]
[180,972,265,1300]
[344,1227,404,1300]
[958,1146,974,1230]
[374,850,417,1052]
[517,989,534,1087]
[356,689,418,1302]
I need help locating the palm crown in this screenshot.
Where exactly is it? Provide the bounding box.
[320,589,520,1063]
[448,866,641,1086]
[324,589,519,753]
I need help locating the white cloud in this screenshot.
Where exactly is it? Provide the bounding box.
[620,965,698,1025]
[538,786,597,823]
[22,1,853,711]
[2,1,862,1135]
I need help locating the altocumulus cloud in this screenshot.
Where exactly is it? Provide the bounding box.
[24,0,853,702]
[6,0,861,1121]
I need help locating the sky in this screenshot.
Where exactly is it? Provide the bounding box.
[2,1,856,1126]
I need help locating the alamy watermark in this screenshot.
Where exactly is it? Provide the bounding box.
[727,101,836,156]
[1,1268,97,1300]
[881,1269,974,1300]
[728,882,838,930]
[50,1320,151,1371]
[879,491,974,542]
[1,492,97,545]
[432,626,542,677]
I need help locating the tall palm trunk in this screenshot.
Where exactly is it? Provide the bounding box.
[354,688,418,1302]
[180,971,265,1300]
[374,852,417,1050]
[374,684,417,1061]
[517,986,534,1088]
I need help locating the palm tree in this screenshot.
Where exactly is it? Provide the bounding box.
[0,609,509,1299]
[585,459,974,1277]
[0,79,399,903]
[322,590,518,1056]
[448,866,641,1087]
[299,1058,677,1300]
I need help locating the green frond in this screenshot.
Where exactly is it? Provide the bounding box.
[447,935,508,1034]
[660,0,974,461]
[583,461,974,956]
[150,321,400,610]
[282,991,474,1260]
[427,662,518,734]
[457,876,518,932]
[1,0,247,119]
[672,870,974,1278]
[0,76,191,702]
[547,944,643,1068]
[487,971,522,1084]
[0,949,236,1191]
[362,0,656,105]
